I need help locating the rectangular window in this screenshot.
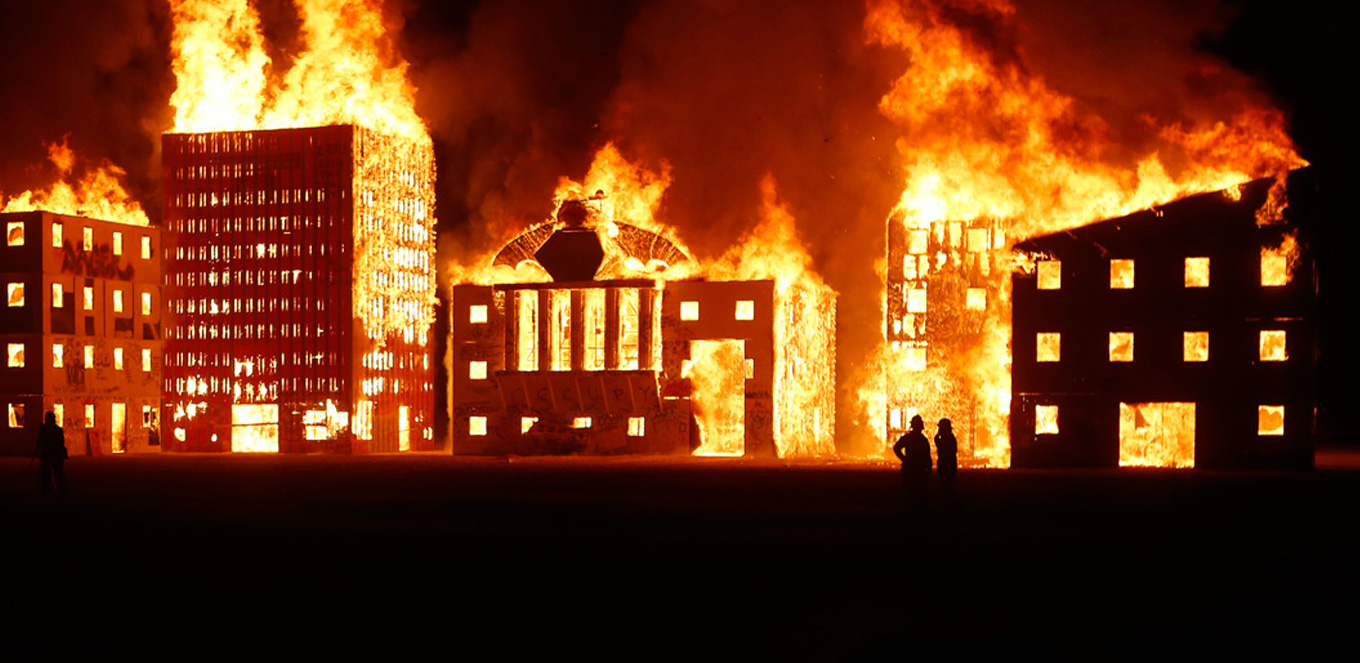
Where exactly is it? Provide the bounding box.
[1110,259,1135,289]
[142,348,152,372]
[680,301,699,321]
[9,403,25,428]
[113,232,123,255]
[905,347,926,371]
[1120,402,1195,468]
[628,417,645,437]
[469,361,487,380]
[7,343,23,367]
[889,409,903,429]
[1260,330,1287,361]
[141,236,151,259]
[521,416,538,434]
[468,417,488,436]
[142,292,152,316]
[572,417,592,429]
[965,288,986,311]
[907,288,927,313]
[84,345,93,368]
[52,344,63,368]
[1109,332,1134,362]
[1184,332,1209,362]
[114,348,124,371]
[907,229,927,255]
[1185,257,1210,287]
[6,221,22,246]
[82,227,92,251]
[51,283,63,307]
[83,286,93,311]
[469,304,488,324]
[53,404,64,427]
[1258,405,1284,436]
[8,282,24,307]
[1261,248,1290,286]
[549,290,571,371]
[52,221,62,248]
[735,300,755,321]
[1037,261,1061,290]
[583,289,606,371]
[1036,333,1061,362]
[1035,405,1059,435]
[85,404,94,428]
[113,290,124,313]
[744,358,755,380]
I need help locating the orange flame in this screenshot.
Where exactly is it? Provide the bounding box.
[0,139,149,226]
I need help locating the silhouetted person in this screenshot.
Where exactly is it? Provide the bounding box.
[893,415,931,506]
[934,418,958,495]
[35,411,68,499]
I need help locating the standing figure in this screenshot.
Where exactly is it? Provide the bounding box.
[934,418,958,495]
[893,415,932,505]
[35,411,68,499]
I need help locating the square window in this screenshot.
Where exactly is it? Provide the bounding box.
[83,287,93,311]
[141,236,151,259]
[6,221,23,246]
[114,348,124,371]
[7,343,23,367]
[84,345,93,368]
[1261,250,1289,286]
[9,403,25,428]
[680,301,699,321]
[521,417,538,434]
[735,300,755,321]
[114,290,124,313]
[51,283,63,307]
[1109,332,1134,362]
[469,416,487,436]
[905,347,927,371]
[628,417,645,437]
[469,361,487,380]
[1037,261,1061,290]
[8,282,24,307]
[1035,405,1059,435]
[142,292,152,316]
[907,230,928,255]
[1184,332,1209,362]
[572,417,592,429]
[85,404,94,427]
[142,348,152,372]
[1185,257,1210,288]
[1036,333,1061,362]
[965,288,986,311]
[469,304,488,324]
[82,227,92,251]
[967,228,989,252]
[52,222,62,248]
[906,288,927,313]
[1110,259,1135,289]
[113,232,123,255]
[1260,330,1287,361]
[1258,405,1284,436]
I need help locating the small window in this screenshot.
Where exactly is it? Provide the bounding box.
[1110,259,1135,289]
[469,304,488,324]
[628,417,645,437]
[53,404,64,427]
[52,222,62,248]
[521,417,538,434]
[8,282,24,307]
[52,344,63,368]
[8,403,25,428]
[142,348,152,372]
[82,227,92,251]
[572,417,592,429]
[965,288,986,311]
[1035,405,1059,435]
[141,236,151,259]
[113,232,123,255]
[143,405,153,428]
[744,358,755,380]
[1183,332,1209,362]
[1258,405,1284,436]
[1185,257,1210,287]
[735,300,755,321]
[83,286,93,311]
[907,230,928,255]
[114,348,124,371]
[113,290,124,313]
[85,404,94,428]
[1037,261,1061,290]
[1109,332,1134,362]
[51,283,63,307]
[469,361,487,380]
[142,292,152,316]
[680,301,699,321]
[889,409,903,429]
[906,288,927,313]
[6,221,23,246]
[1036,333,1061,362]
[7,343,23,368]
[469,416,488,436]
[84,345,93,368]
[1261,250,1289,287]
[967,228,989,252]
[905,347,927,371]
[1260,330,1287,361]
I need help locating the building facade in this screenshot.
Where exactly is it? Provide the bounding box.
[1010,171,1316,469]
[2,211,163,456]
[161,125,436,453]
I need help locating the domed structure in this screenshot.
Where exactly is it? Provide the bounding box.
[492,201,692,281]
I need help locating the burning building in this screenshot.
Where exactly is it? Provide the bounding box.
[2,211,163,455]
[1010,171,1316,469]
[450,201,837,458]
[161,125,436,453]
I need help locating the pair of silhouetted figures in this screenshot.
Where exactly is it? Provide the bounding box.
[35,411,68,499]
[893,415,957,503]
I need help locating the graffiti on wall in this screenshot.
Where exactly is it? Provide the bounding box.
[60,241,134,280]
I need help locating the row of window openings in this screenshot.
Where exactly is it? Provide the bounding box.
[1036,255,1292,290]
[177,297,328,315]
[6,343,151,371]
[466,299,758,326]
[6,221,152,258]
[6,402,156,431]
[468,416,646,437]
[466,356,755,381]
[1033,404,1288,436]
[1035,330,1288,363]
[6,283,151,314]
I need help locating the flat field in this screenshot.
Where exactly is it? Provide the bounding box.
[2,453,1357,661]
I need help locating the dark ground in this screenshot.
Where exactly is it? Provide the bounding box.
[2,452,1358,662]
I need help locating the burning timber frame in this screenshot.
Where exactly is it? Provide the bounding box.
[1010,171,1316,469]
[161,125,436,453]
